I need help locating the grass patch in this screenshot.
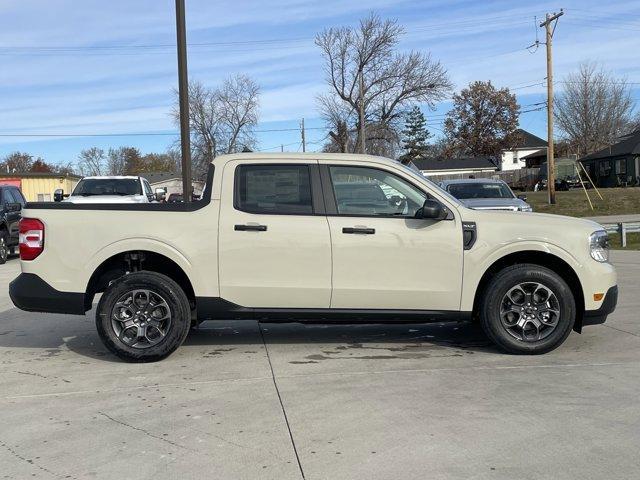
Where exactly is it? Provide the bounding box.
[609,232,640,250]
[527,188,640,218]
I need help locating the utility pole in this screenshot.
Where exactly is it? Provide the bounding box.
[175,0,192,202]
[281,144,284,153]
[540,9,563,205]
[358,70,366,154]
[300,118,306,153]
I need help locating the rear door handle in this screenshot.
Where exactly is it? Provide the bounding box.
[235,224,267,232]
[342,227,375,235]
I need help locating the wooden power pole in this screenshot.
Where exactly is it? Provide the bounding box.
[175,0,192,202]
[358,70,366,154]
[540,9,563,205]
[300,118,306,153]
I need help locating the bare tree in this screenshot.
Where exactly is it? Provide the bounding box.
[77,147,106,176]
[316,13,452,157]
[555,62,637,155]
[173,75,260,178]
[217,75,260,154]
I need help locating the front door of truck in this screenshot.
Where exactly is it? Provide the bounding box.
[218,160,332,308]
[320,163,463,311]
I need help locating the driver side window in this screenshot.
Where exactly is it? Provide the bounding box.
[329,166,427,217]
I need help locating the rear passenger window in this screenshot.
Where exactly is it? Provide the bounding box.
[236,165,313,215]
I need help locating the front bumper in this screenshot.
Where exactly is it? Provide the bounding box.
[582,285,618,327]
[9,273,86,315]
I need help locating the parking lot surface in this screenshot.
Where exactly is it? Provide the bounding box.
[1,252,639,480]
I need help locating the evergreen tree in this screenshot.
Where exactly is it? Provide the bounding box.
[400,106,430,164]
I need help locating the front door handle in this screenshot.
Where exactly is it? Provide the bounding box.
[342,227,375,235]
[235,224,267,232]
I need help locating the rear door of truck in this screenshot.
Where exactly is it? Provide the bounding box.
[218,159,331,308]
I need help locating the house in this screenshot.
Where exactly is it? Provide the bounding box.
[412,157,499,177]
[144,172,205,197]
[579,130,640,188]
[0,172,81,202]
[500,129,548,171]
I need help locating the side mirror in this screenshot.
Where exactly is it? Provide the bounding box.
[53,189,64,202]
[517,194,527,201]
[416,199,447,220]
[155,188,167,202]
[6,202,21,212]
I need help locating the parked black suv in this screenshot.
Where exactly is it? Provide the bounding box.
[0,186,26,264]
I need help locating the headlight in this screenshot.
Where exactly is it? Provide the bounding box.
[589,230,610,263]
[520,205,533,212]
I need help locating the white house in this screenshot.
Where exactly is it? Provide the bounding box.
[144,172,205,197]
[500,129,547,171]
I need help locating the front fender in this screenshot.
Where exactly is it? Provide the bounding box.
[460,240,585,312]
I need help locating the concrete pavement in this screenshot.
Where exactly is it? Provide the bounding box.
[0,252,639,480]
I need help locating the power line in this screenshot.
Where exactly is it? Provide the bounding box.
[0,126,327,138]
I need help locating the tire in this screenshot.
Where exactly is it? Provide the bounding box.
[480,264,575,355]
[0,231,8,265]
[96,271,191,362]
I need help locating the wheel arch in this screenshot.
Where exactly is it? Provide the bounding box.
[471,250,586,332]
[85,250,196,312]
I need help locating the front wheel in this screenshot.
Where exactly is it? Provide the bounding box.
[480,264,576,354]
[96,271,191,362]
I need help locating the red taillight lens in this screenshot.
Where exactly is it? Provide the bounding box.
[19,218,45,261]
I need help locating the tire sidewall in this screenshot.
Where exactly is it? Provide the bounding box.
[481,265,576,354]
[96,271,191,362]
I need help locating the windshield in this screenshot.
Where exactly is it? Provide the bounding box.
[72,178,142,196]
[446,182,514,200]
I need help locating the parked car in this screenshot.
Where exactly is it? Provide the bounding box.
[439,179,533,212]
[10,153,617,362]
[55,176,159,204]
[0,185,26,264]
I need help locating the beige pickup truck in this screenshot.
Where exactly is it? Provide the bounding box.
[10,153,617,362]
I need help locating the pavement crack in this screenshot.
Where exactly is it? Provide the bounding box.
[0,439,77,479]
[604,324,640,338]
[259,323,306,480]
[98,412,195,452]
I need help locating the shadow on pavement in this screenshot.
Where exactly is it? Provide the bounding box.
[0,308,498,363]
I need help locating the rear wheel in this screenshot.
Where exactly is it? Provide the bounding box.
[96,271,191,362]
[480,264,575,354]
[0,231,8,265]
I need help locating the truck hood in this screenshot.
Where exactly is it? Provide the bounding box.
[64,195,147,204]
[460,207,604,248]
[460,198,530,211]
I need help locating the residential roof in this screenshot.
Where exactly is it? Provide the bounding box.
[412,156,498,171]
[520,148,547,160]
[580,129,640,161]
[513,129,547,149]
[0,172,82,179]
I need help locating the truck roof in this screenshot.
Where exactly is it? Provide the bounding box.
[212,152,399,166]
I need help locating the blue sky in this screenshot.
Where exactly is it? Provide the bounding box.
[1,0,639,166]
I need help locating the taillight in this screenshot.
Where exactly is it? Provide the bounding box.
[19,218,45,261]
